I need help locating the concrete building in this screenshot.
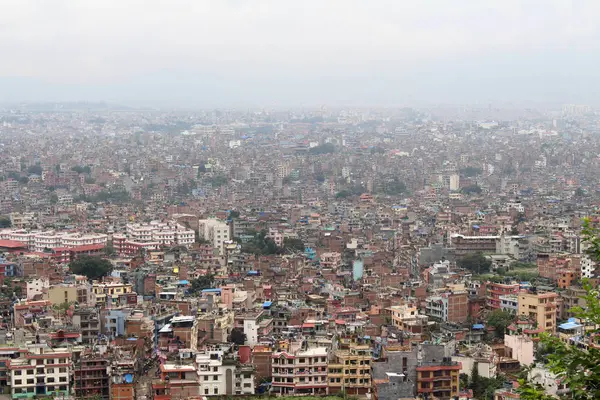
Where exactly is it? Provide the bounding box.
[74,356,110,399]
[327,343,372,395]
[425,291,468,323]
[518,291,558,333]
[195,347,255,396]
[8,344,72,399]
[486,282,519,310]
[271,346,329,396]
[198,218,230,254]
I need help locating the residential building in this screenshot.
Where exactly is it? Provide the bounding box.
[486,282,519,310]
[8,344,72,399]
[271,346,329,396]
[518,291,558,333]
[74,356,110,399]
[327,343,372,395]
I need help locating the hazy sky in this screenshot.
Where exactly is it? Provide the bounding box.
[1,0,600,107]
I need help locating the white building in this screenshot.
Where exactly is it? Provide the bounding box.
[499,294,518,314]
[0,230,108,252]
[581,254,596,278]
[9,344,72,399]
[195,347,255,396]
[198,219,230,254]
[125,221,195,247]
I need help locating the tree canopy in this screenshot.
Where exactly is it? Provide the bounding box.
[229,327,246,345]
[69,256,113,280]
[0,216,11,228]
[283,237,305,252]
[309,143,335,155]
[189,274,215,294]
[486,309,514,338]
[462,184,482,194]
[518,218,600,399]
[460,166,483,177]
[241,230,280,255]
[457,253,492,274]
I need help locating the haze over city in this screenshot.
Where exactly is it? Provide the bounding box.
[1,2,600,400]
[2,0,600,107]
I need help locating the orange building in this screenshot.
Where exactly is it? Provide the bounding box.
[416,361,461,400]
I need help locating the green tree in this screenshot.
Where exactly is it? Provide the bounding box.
[457,253,492,274]
[69,256,113,280]
[0,216,11,228]
[462,184,482,194]
[459,166,482,177]
[229,210,240,219]
[229,327,246,345]
[283,237,305,252]
[309,143,335,155]
[27,164,42,175]
[518,218,600,399]
[189,274,215,294]
[486,309,514,338]
[575,187,585,197]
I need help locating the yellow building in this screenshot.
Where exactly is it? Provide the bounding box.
[327,344,372,395]
[92,282,133,307]
[518,291,558,333]
[386,305,418,329]
[47,284,94,306]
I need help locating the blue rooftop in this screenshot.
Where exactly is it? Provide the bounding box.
[202,288,222,293]
[559,321,582,330]
[178,280,189,285]
[472,324,485,330]
[263,301,273,308]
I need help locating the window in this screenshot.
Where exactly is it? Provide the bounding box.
[26,379,34,384]
[213,375,218,381]
[59,368,67,373]
[14,380,22,385]
[47,378,55,383]
[26,370,33,375]
[14,371,21,376]
[46,368,54,373]
[59,377,67,382]
[59,359,66,364]
[213,367,218,372]
[203,376,208,381]
[204,389,209,395]
[213,388,218,395]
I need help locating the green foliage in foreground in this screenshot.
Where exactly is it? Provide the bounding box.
[518,218,600,399]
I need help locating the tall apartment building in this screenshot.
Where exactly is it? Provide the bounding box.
[327,343,372,395]
[8,344,72,399]
[486,282,520,310]
[195,347,255,396]
[271,346,329,396]
[113,221,194,255]
[74,356,110,399]
[416,360,461,400]
[518,291,559,333]
[198,218,230,254]
[425,291,468,323]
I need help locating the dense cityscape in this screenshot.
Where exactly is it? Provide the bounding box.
[0,102,597,400]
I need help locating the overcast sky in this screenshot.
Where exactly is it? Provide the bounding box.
[1,0,600,107]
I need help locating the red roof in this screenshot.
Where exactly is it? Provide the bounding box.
[0,240,28,249]
[70,244,105,252]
